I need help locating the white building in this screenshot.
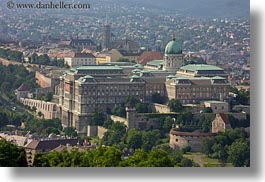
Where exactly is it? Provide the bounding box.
[64,53,96,67]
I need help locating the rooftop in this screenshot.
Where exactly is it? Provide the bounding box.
[73,53,95,58]
[204,100,228,104]
[165,39,182,55]
[146,60,164,66]
[180,64,224,71]
[72,65,123,71]
[170,130,216,137]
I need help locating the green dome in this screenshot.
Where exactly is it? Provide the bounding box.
[165,39,182,55]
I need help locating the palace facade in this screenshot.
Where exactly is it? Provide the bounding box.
[58,39,230,135]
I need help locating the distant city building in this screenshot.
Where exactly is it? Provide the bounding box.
[103,24,111,49]
[70,38,97,51]
[64,53,96,67]
[106,49,140,63]
[111,39,140,52]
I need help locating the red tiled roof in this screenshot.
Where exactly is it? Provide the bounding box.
[26,139,80,151]
[17,83,30,91]
[219,113,230,125]
[74,53,95,58]
[138,51,163,66]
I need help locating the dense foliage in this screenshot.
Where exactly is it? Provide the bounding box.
[33,146,195,167]
[111,96,152,118]
[36,92,53,102]
[168,99,183,112]
[202,128,250,167]
[0,64,37,94]
[0,107,25,129]
[102,122,127,146]
[230,87,250,106]
[25,118,62,137]
[151,93,165,104]
[0,139,27,167]
[30,53,65,67]
[116,57,130,62]
[0,108,63,137]
[0,48,23,62]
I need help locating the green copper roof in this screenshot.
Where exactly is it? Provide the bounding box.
[130,75,141,79]
[180,64,224,71]
[211,76,226,79]
[84,75,94,79]
[132,69,142,72]
[134,64,143,68]
[167,75,177,78]
[165,39,182,55]
[74,65,123,70]
[147,60,164,66]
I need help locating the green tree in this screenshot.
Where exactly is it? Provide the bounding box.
[203,107,213,113]
[119,149,148,167]
[103,118,114,129]
[116,57,130,62]
[152,93,164,104]
[44,92,53,102]
[181,146,191,154]
[102,147,122,167]
[168,99,183,112]
[126,128,143,150]
[111,105,126,118]
[63,127,77,137]
[146,149,174,167]
[141,130,160,151]
[0,140,27,167]
[180,157,193,167]
[161,116,174,133]
[227,139,250,167]
[202,137,215,157]
[90,109,105,126]
[102,122,127,146]
[230,87,250,105]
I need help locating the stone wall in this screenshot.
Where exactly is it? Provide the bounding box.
[86,125,108,139]
[0,57,22,66]
[229,113,247,120]
[110,115,127,124]
[35,71,52,88]
[151,103,170,113]
[169,131,215,152]
[20,98,58,119]
[97,126,108,139]
[204,101,229,113]
[87,125,98,137]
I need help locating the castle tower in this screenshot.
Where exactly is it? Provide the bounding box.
[163,38,183,74]
[103,24,111,49]
[125,106,136,130]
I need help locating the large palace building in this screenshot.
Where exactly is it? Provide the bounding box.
[58,39,230,135]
